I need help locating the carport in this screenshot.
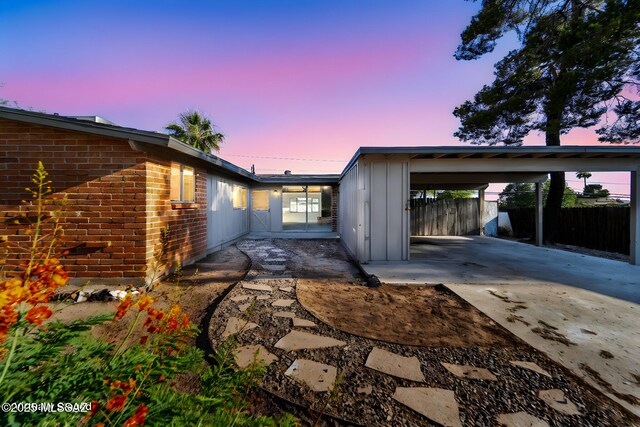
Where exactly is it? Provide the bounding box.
[338,146,640,265]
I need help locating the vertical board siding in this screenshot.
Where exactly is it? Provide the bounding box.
[367,160,410,262]
[386,162,404,260]
[369,162,388,261]
[206,174,249,250]
[339,164,359,259]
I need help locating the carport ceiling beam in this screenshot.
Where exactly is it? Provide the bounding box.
[409,158,640,173]
[410,172,548,184]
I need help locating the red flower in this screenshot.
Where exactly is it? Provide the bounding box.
[139,336,148,345]
[106,395,126,412]
[89,401,100,417]
[115,294,132,320]
[134,295,153,311]
[25,306,53,325]
[124,404,148,427]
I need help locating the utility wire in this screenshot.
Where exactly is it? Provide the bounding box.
[222,153,347,163]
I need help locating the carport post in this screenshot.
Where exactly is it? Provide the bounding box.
[535,181,543,246]
[631,169,639,265]
[478,188,485,236]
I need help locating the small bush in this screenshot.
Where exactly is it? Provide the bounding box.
[0,163,295,426]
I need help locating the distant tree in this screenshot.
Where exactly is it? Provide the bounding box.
[453,0,640,241]
[166,111,225,153]
[499,180,576,208]
[576,172,592,189]
[499,183,535,208]
[583,184,610,198]
[437,190,474,200]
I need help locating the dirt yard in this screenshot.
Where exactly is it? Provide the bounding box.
[297,281,514,348]
[51,245,250,348]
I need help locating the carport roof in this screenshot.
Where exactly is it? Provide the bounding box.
[342,145,640,177]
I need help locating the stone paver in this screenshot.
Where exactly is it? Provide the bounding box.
[234,344,279,369]
[510,361,551,378]
[441,362,497,381]
[292,318,316,328]
[239,302,253,312]
[221,317,259,339]
[256,295,270,300]
[393,387,462,427]
[285,359,337,392]
[230,294,251,302]
[242,282,273,292]
[365,347,425,382]
[279,286,294,293]
[497,412,550,427]
[273,311,296,318]
[275,330,346,351]
[272,299,295,307]
[538,389,582,416]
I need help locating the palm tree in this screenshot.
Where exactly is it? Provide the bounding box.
[576,172,592,190]
[165,111,224,153]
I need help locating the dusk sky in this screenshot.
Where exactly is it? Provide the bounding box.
[0,0,631,197]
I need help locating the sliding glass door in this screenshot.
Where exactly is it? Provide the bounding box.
[282,185,332,231]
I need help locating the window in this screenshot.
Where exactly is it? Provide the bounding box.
[290,197,319,213]
[170,163,195,202]
[233,185,247,209]
[252,190,269,210]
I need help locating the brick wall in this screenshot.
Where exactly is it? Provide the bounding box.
[0,119,148,281]
[145,155,207,280]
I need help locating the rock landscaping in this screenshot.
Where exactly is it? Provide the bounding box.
[208,239,637,426]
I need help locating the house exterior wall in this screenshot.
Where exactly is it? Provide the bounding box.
[145,156,208,279]
[0,118,148,280]
[367,159,410,261]
[206,174,250,252]
[339,163,359,260]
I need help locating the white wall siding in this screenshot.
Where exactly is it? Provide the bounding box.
[206,174,249,251]
[339,163,359,259]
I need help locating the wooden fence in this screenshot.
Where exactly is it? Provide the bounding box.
[507,207,630,254]
[410,198,480,236]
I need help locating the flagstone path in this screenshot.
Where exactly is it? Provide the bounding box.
[207,239,634,426]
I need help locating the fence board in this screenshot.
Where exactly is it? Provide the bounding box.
[506,207,630,255]
[410,198,480,236]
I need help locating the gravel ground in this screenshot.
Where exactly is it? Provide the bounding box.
[210,239,637,427]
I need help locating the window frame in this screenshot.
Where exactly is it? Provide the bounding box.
[170,163,196,204]
[233,185,247,210]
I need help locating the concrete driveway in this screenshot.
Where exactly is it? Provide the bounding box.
[363,236,640,417]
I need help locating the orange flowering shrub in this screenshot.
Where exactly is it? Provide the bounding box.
[0,162,68,349]
[0,164,293,427]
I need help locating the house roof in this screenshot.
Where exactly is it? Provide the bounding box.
[0,106,344,185]
[0,106,256,181]
[255,174,340,185]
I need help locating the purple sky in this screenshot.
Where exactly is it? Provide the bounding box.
[0,0,631,198]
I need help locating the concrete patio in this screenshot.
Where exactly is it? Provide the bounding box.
[363,236,640,417]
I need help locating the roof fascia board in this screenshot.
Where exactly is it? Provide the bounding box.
[410,157,640,173]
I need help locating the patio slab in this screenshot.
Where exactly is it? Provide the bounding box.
[275,330,346,351]
[365,347,425,382]
[234,344,279,369]
[362,236,640,416]
[441,362,497,381]
[496,412,549,427]
[393,387,462,427]
[285,359,337,392]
